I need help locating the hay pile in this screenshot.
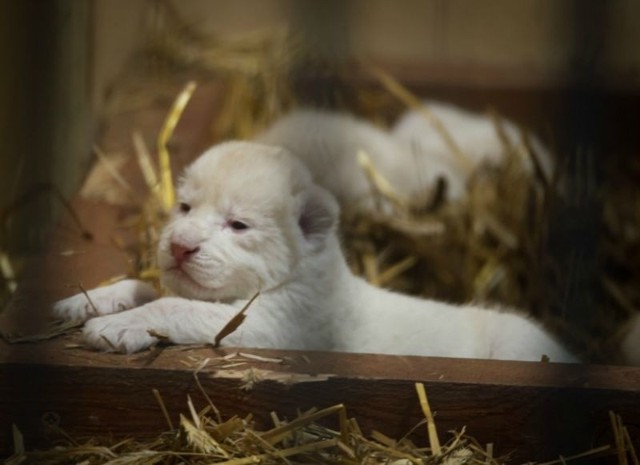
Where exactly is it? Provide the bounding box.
[6,382,633,465]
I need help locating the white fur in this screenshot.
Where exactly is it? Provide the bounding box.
[53,280,158,322]
[256,106,551,207]
[53,141,578,363]
[255,109,417,207]
[392,100,553,199]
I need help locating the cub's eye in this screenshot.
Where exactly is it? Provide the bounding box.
[178,202,191,213]
[228,220,249,231]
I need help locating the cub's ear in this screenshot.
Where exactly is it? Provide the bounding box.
[297,185,340,252]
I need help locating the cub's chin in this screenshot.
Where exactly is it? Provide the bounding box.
[160,268,258,303]
[160,268,223,301]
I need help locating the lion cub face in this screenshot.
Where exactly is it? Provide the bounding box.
[157,141,339,302]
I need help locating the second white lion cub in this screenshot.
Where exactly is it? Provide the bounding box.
[54,141,578,363]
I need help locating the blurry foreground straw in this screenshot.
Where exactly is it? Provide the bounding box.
[158,81,198,213]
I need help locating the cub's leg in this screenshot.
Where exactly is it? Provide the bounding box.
[53,279,158,323]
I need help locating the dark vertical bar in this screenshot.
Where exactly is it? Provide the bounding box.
[0,0,93,449]
[288,0,355,109]
[0,0,56,252]
[547,2,609,342]
[0,0,92,254]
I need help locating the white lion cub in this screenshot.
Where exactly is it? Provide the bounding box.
[54,141,578,362]
[256,106,552,207]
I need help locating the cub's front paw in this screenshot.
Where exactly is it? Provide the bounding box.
[53,280,158,323]
[83,311,159,353]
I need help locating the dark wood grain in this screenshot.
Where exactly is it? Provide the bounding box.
[2,349,639,463]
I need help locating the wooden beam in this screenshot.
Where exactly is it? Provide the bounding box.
[2,342,639,463]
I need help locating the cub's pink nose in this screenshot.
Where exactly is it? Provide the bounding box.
[170,242,200,264]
